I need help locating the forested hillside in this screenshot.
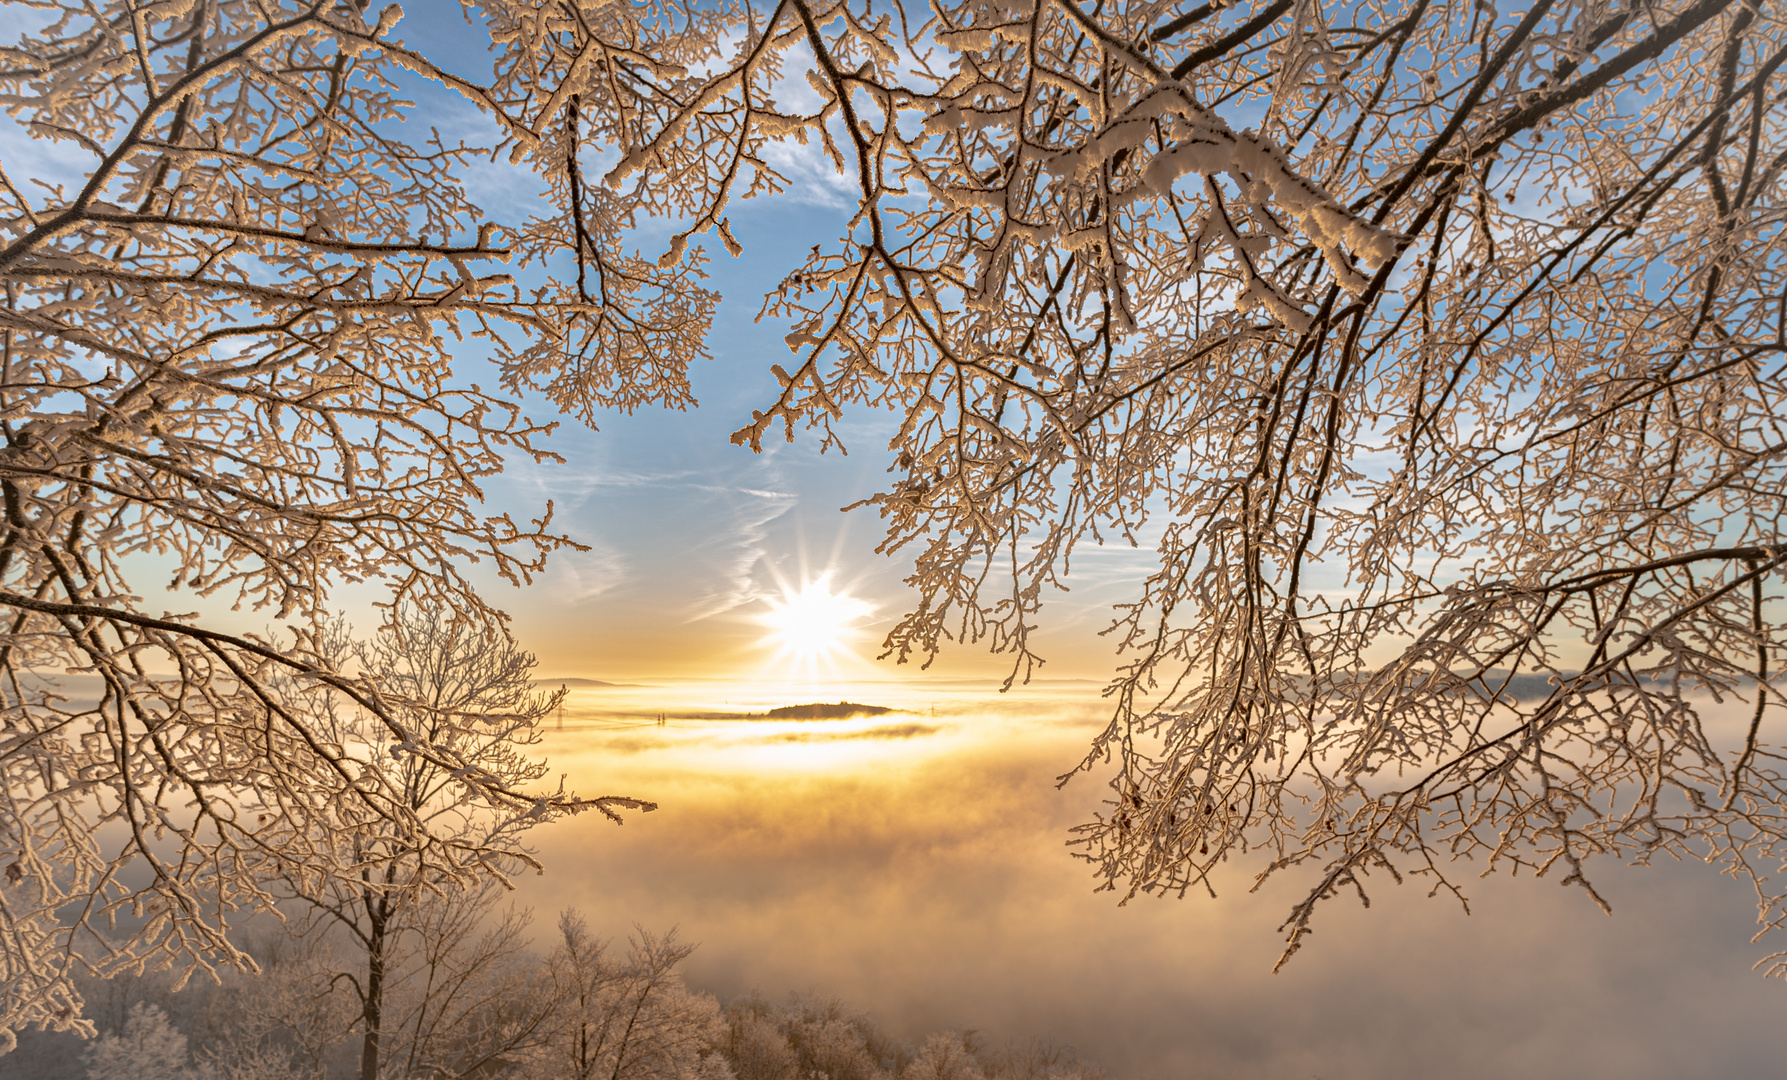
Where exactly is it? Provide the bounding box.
[0,911,1104,1080]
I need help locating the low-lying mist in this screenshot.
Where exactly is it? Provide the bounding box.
[517,679,1787,1079]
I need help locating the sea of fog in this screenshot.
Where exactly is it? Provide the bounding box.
[514,679,1787,1080]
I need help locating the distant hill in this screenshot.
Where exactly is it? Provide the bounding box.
[535,677,620,688]
[765,702,895,720]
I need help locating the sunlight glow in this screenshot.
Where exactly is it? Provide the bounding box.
[758,577,873,667]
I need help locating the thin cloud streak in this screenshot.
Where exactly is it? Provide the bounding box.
[680,485,800,623]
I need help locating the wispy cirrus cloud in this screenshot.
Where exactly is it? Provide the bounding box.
[679,483,798,622]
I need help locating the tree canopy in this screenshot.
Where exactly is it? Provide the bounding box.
[592,0,1787,975]
[3,0,1785,1045]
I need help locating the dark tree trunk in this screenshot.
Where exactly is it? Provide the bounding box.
[360,902,388,1080]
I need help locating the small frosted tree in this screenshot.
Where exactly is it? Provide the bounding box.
[902,1035,984,1080]
[276,606,585,1080]
[366,889,558,1080]
[538,915,729,1080]
[83,1003,192,1080]
[722,1011,801,1080]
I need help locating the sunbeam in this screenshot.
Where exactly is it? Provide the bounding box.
[758,576,873,674]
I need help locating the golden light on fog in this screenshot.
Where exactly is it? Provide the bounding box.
[758,577,872,666]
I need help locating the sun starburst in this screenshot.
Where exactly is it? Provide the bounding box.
[758,577,873,667]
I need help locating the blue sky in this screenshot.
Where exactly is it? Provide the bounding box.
[473,189,1144,681]
[365,2,1158,683]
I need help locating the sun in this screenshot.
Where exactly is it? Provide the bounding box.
[758,577,873,665]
